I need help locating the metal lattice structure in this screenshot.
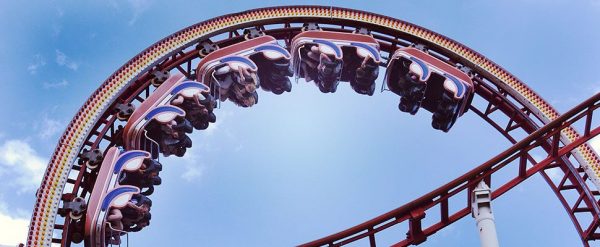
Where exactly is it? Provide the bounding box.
[26,6,600,247]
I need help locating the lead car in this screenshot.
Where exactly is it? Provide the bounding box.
[385,47,475,132]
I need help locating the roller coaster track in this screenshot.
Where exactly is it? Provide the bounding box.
[301,92,600,246]
[26,6,600,246]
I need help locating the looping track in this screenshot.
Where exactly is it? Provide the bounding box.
[26,6,600,246]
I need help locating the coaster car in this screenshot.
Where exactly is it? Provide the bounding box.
[123,73,211,158]
[84,147,155,247]
[385,47,474,132]
[291,30,381,95]
[196,35,292,107]
[119,158,162,196]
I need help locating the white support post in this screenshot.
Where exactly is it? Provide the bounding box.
[471,181,500,247]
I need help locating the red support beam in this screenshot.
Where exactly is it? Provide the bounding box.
[300,93,600,247]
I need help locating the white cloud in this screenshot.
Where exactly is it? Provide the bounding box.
[55,50,66,65]
[0,140,46,192]
[179,145,205,182]
[43,79,69,89]
[105,0,151,26]
[177,110,237,182]
[0,203,28,246]
[27,54,46,75]
[127,0,151,26]
[37,116,62,140]
[67,63,78,71]
[545,167,563,181]
[55,49,78,71]
[203,110,232,136]
[203,120,220,136]
[529,153,564,182]
[181,163,203,182]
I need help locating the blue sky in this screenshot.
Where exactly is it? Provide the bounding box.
[0,1,599,246]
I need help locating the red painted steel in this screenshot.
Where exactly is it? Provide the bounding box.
[300,92,600,247]
[50,20,600,247]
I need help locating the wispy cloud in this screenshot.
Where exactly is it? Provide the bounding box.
[51,7,64,37]
[127,0,151,26]
[181,163,204,182]
[545,167,563,181]
[37,116,63,140]
[55,50,66,65]
[108,0,152,26]
[531,153,564,183]
[0,140,46,192]
[179,146,205,182]
[55,49,78,71]
[178,110,240,182]
[0,201,28,246]
[203,110,233,136]
[203,120,220,136]
[43,79,69,89]
[27,54,46,75]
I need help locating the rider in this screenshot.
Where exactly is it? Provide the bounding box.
[120,159,162,195]
[120,194,152,232]
[106,208,124,244]
[125,213,151,232]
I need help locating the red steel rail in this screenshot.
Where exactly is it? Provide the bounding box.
[42,13,599,246]
[300,92,600,247]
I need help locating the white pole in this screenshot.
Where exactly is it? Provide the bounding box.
[471,181,500,247]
